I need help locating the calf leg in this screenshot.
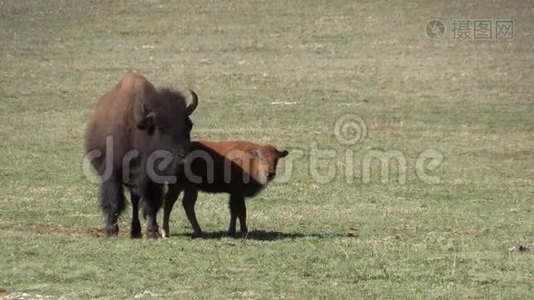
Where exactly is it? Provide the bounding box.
[100,176,126,236]
[228,208,237,237]
[142,181,163,239]
[183,187,203,238]
[130,192,142,239]
[228,193,247,237]
[162,184,181,238]
[237,196,248,236]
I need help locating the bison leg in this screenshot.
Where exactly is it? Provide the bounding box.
[100,175,126,236]
[182,187,203,239]
[142,181,163,239]
[162,184,181,238]
[130,192,142,239]
[228,193,247,237]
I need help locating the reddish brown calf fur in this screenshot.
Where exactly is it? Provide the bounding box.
[162,140,288,238]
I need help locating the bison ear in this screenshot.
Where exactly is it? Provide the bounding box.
[278,149,289,158]
[137,101,156,131]
[137,111,156,131]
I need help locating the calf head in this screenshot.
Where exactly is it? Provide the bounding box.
[248,145,289,184]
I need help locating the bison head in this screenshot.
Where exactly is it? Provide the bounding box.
[137,88,198,180]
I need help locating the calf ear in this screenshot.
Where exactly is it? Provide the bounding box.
[278,149,289,158]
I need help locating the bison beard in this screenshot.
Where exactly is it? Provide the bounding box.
[84,73,198,238]
[161,140,289,238]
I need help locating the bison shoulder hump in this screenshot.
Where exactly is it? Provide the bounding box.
[118,73,156,96]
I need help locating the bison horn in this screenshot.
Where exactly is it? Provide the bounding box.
[185,90,198,115]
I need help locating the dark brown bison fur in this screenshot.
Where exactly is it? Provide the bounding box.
[162,140,288,238]
[84,73,197,238]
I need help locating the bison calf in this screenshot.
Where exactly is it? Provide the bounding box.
[162,140,288,238]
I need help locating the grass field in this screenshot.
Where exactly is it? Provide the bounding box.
[1,0,533,298]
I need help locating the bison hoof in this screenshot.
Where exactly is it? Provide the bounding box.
[161,226,170,238]
[146,230,161,239]
[130,231,142,239]
[105,224,119,237]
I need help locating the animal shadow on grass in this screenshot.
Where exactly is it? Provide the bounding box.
[172,230,358,241]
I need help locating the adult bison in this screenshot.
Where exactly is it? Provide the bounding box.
[161,140,288,238]
[84,73,197,238]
